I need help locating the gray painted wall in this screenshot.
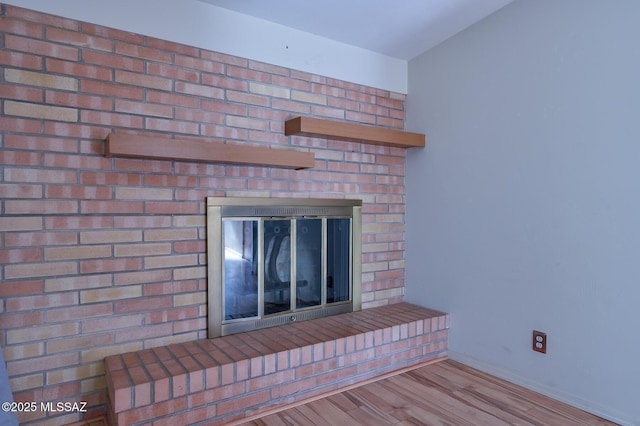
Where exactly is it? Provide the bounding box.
[405,1,640,424]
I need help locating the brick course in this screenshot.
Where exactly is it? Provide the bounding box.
[1,4,411,425]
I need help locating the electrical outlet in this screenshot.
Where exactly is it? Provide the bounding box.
[533,330,547,354]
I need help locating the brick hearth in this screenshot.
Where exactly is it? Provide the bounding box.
[105,303,449,425]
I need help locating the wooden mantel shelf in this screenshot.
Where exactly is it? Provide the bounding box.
[104,133,316,170]
[284,116,425,148]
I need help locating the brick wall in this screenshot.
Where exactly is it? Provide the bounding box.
[0,4,408,425]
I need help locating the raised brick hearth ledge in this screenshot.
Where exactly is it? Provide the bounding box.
[105,303,449,425]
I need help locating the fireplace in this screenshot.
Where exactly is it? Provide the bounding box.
[206,197,362,338]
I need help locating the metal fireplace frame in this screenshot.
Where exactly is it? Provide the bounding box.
[206,197,362,338]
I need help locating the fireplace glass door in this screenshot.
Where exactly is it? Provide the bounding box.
[221,217,352,323]
[223,220,258,321]
[327,218,350,304]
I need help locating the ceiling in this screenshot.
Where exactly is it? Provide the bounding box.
[199,0,513,60]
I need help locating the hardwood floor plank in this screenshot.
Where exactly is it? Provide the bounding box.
[238,360,618,426]
[379,376,513,426]
[344,383,418,424]
[292,405,334,425]
[343,405,398,426]
[417,363,537,412]
[413,362,587,426]
[304,399,361,425]
[409,367,541,425]
[325,392,362,414]
[435,362,613,425]
[524,404,615,426]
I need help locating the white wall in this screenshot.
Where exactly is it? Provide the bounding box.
[406,0,640,424]
[2,0,407,93]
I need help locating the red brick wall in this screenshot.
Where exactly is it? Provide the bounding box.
[0,4,407,425]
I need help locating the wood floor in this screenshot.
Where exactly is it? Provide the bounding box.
[240,360,617,426]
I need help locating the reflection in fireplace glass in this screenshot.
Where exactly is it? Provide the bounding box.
[328,218,350,303]
[264,219,291,315]
[223,220,258,320]
[295,219,322,309]
[221,213,356,334]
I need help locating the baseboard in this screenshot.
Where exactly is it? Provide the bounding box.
[448,351,632,426]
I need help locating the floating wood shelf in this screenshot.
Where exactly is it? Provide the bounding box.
[104,133,316,170]
[284,116,425,148]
